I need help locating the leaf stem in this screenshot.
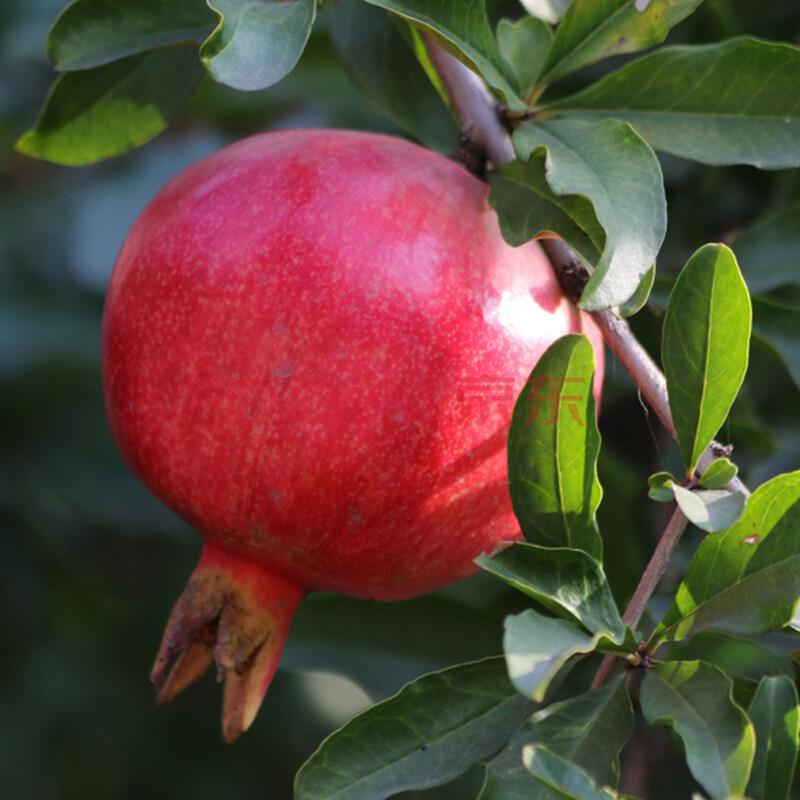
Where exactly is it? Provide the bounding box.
[590,505,688,688]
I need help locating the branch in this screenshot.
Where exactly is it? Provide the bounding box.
[590,505,688,689]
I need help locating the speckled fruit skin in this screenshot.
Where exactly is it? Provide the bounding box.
[101,129,604,740]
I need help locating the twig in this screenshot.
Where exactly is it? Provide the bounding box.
[590,505,688,688]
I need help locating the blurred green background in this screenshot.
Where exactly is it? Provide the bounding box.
[2,1,799,798]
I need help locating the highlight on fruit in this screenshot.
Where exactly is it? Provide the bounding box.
[101,128,604,741]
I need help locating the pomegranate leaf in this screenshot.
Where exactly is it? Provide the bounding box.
[328,3,458,153]
[536,0,703,87]
[513,118,666,312]
[15,47,204,166]
[671,484,747,534]
[507,334,603,561]
[640,661,755,800]
[294,657,534,800]
[476,543,624,641]
[521,745,622,799]
[647,471,677,502]
[479,677,634,799]
[544,38,800,169]
[496,16,552,98]
[488,153,604,269]
[504,610,636,702]
[46,0,216,71]
[201,0,316,91]
[699,458,739,490]
[362,0,526,110]
[745,675,800,800]
[662,244,751,475]
[618,262,655,318]
[649,471,800,648]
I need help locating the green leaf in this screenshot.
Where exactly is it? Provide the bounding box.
[504,610,634,702]
[488,155,604,268]
[699,459,739,490]
[328,3,457,152]
[648,471,678,502]
[537,0,703,86]
[47,0,215,70]
[752,296,800,392]
[506,334,603,560]
[618,262,655,318]
[15,46,204,166]
[521,746,620,799]
[200,0,316,91]
[363,0,525,109]
[476,543,624,639]
[746,675,800,800]
[732,202,800,294]
[513,118,666,311]
[294,657,534,800]
[640,661,756,800]
[671,484,747,534]
[650,470,800,647]
[544,38,800,169]
[662,243,752,475]
[480,677,634,799]
[496,15,552,98]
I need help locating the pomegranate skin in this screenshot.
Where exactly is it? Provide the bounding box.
[103,128,603,600]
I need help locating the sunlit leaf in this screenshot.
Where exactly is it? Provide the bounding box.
[662,244,751,474]
[506,334,603,560]
[15,46,204,166]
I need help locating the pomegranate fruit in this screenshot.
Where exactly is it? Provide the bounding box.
[101,129,604,741]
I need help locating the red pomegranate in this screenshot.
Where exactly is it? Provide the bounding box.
[101,129,603,741]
